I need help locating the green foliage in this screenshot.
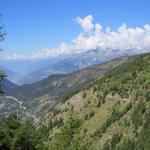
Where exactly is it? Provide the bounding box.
[84,111,95,120]
[92,86,97,93]
[96,99,101,107]
[49,112,90,150]
[51,107,61,116]
[91,54,150,100]
[0,114,46,150]
[89,110,95,118]
[84,114,89,120]
[131,101,145,129]
[49,114,81,149]
[145,91,150,101]
[0,19,6,94]
[61,89,80,103]
[37,124,50,141]
[117,138,135,150]
[53,117,64,128]
[0,114,21,149]
[0,20,6,42]
[0,71,6,94]
[94,103,132,138]
[136,111,150,149]
[0,70,6,78]
[11,121,42,150]
[48,117,64,130]
[102,133,121,150]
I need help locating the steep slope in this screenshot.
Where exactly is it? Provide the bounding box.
[43,52,150,150]
[6,56,137,119]
[8,56,132,100]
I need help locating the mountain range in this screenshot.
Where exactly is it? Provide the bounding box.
[0,48,134,85]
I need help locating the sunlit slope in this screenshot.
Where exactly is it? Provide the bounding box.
[45,53,150,150]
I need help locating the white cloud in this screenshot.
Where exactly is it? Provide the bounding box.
[76,15,94,32]
[4,43,71,60]
[3,15,150,60]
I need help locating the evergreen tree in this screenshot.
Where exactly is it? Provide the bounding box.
[0,114,21,149]
[49,110,91,150]
[0,15,6,94]
[0,114,46,150]
[11,121,41,150]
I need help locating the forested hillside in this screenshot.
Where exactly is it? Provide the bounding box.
[46,52,150,149]
[39,52,150,150]
[1,52,150,150]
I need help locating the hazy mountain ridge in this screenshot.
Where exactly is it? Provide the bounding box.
[15,49,105,84]
[0,48,134,85]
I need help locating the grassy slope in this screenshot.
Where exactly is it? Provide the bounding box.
[44,53,150,149]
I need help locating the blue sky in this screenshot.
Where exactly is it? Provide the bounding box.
[0,0,150,59]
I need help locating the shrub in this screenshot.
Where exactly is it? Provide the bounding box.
[84,114,88,120]
[131,102,145,129]
[145,91,150,101]
[117,138,135,150]
[82,92,87,98]
[89,111,95,118]
[94,103,132,138]
[96,99,101,107]
[92,86,97,93]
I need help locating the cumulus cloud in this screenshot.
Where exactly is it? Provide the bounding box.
[76,15,94,32]
[3,15,150,60]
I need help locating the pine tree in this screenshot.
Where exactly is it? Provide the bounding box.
[0,15,6,95]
